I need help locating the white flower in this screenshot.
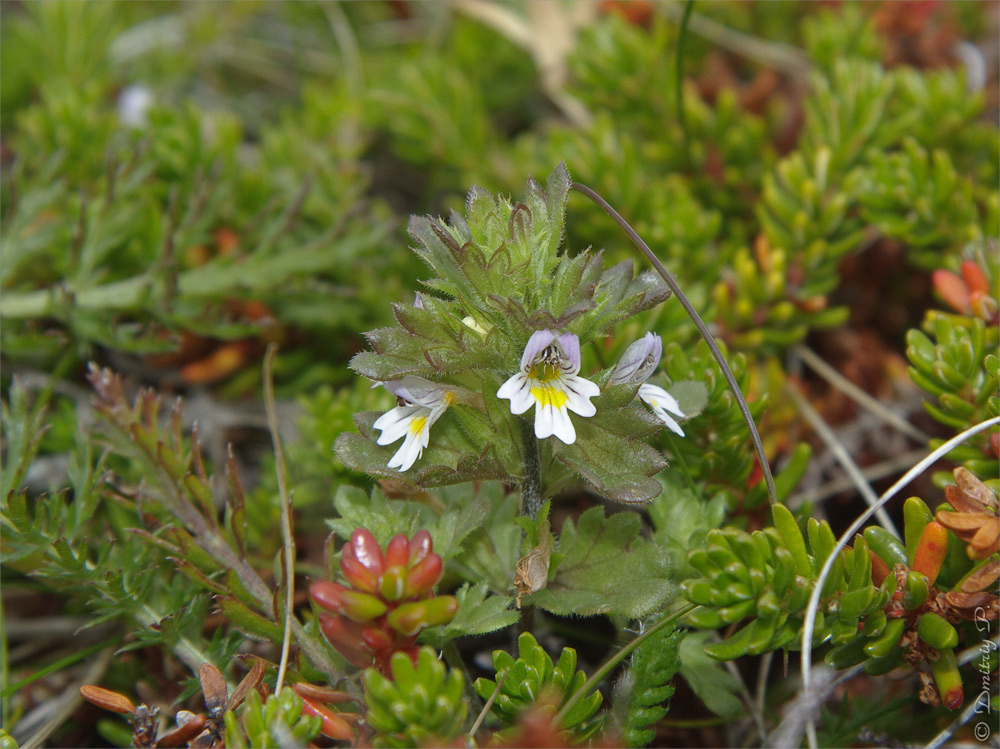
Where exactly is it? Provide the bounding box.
[638,383,685,437]
[497,330,599,445]
[611,332,686,436]
[373,377,453,471]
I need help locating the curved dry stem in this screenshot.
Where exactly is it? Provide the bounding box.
[799,416,1000,749]
[264,344,295,695]
[571,181,778,507]
[468,670,507,740]
[553,603,697,727]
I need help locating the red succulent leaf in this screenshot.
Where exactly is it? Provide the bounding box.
[316,613,372,668]
[408,530,433,567]
[932,269,970,314]
[346,529,384,577]
[961,260,990,295]
[310,581,350,614]
[384,534,410,569]
[403,554,444,598]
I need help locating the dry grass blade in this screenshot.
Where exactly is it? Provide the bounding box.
[228,657,267,711]
[784,380,900,538]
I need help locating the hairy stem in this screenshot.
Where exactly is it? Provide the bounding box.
[519,418,543,519]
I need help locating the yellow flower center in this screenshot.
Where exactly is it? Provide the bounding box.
[408,415,428,436]
[528,362,560,383]
[530,385,568,409]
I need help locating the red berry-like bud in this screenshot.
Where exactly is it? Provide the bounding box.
[912,521,948,586]
[311,581,350,613]
[932,269,970,314]
[403,554,443,598]
[361,626,394,653]
[384,534,410,569]
[345,529,384,582]
[961,260,989,295]
[341,547,380,593]
[316,613,372,668]
[408,530,433,567]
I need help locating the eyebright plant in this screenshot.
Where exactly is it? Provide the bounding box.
[336,163,696,508]
[310,528,458,674]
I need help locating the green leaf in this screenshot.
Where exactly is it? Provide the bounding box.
[327,485,425,545]
[667,380,709,421]
[525,507,673,618]
[678,632,744,721]
[619,618,683,748]
[449,492,522,594]
[648,472,728,579]
[420,583,519,648]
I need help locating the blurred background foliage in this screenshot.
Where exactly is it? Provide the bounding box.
[2,1,998,747]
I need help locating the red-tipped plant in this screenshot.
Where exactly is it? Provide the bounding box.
[311,529,457,674]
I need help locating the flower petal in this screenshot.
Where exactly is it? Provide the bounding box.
[556,332,582,374]
[650,408,685,437]
[498,373,533,414]
[520,330,557,371]
[563,375,599,417]
[387,433,424,471]
[384,376,449,409]
[638,383,684,417]
[373,405,423,445]
[638,384,685,436]
[535,403,576,444]
[610,332,662,385]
